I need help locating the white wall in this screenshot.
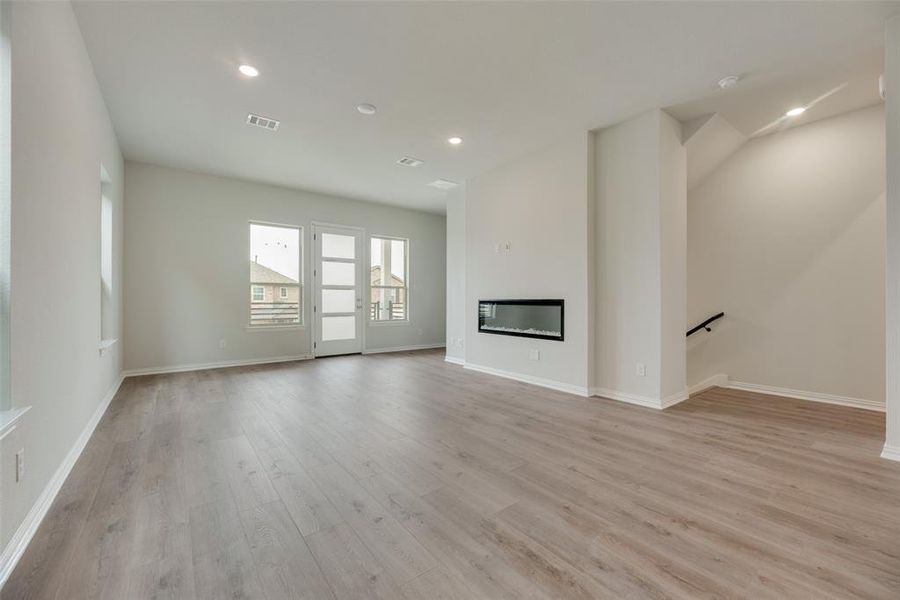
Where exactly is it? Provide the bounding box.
[2,0,124,554]
[445,184,466,363]
[464,132,592,393]
[658,112,688,400]
[688,104,885,406]
[123,162,445,372]
[684,114,747,190]
[594,109,687,404]
[886,16,900,457]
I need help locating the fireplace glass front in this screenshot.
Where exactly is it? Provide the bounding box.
[477,299,564,341]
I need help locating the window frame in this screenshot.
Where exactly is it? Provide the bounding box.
[368,235,410,325]
[279,286,288,299]
[247,220,304,329]
[98,164,117,355]
[251,285,266,302]
[0,2,10,413]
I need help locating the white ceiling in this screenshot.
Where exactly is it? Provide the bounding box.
[72,1,900,214]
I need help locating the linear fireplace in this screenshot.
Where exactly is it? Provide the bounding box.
[478,299,564,341]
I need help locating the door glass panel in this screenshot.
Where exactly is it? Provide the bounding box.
[321,315,356,341]
[321,261,355,285]
[322,288,355,313]
[321,233,355,259]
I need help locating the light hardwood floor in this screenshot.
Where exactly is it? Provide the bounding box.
[4,349,900,599]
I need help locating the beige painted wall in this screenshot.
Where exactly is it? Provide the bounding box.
[658,111,688,400]
[445,185,466,362]
[465,132,592,392]
[884,16,900,454]
[123,162,446,371]
[459,114,686,399]
[685,114,747,190]
[688,104,885,404]
[2,0,124,552]
[594,109,687,402]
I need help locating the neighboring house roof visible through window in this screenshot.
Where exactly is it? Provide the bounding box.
[251,260,299,285]
[370,265,404,286]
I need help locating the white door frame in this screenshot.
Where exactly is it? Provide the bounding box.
[312,222,365,356]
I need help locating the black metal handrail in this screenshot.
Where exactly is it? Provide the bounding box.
[687,312,724,337]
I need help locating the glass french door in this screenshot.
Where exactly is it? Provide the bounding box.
[313,224,363,356]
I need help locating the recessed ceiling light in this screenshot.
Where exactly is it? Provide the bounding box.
[785,106,806,117]
[238,64,259,77]
[718,75,740,89]
[357,103,377,115]
[448,136,463,145]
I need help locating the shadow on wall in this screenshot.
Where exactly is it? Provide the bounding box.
[686,104,886,404]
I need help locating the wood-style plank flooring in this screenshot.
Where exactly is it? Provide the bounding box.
[5,349,900,599]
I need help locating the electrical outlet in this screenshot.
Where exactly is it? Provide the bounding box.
[417,328,423,336]
[15,448,24,482]
[636,363,646,377]
[218,339,227,349]
[529,349,540,361]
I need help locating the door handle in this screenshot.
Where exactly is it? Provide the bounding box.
[356,298,362,309]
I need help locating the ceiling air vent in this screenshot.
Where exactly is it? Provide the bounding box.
[396,156,424,167]
[246,113,280,131]
[427,179,458,190]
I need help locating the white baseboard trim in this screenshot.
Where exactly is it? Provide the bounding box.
[590,386,687,410]
[444,356,465,366]
[463,362,589,397]
[688,373,729,395]
[591,387,661,409]
[685,373,884,412]
[362,343,445,355]
[881,444,900,462]
[123,354,313,377]
[661,388,690,408]
[0,373,124,589]
[724,379,884,412]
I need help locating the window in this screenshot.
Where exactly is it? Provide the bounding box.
[0,1,9,410]
[249,222,302,326]
[370,236,408,321]
[100,165,114,343]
